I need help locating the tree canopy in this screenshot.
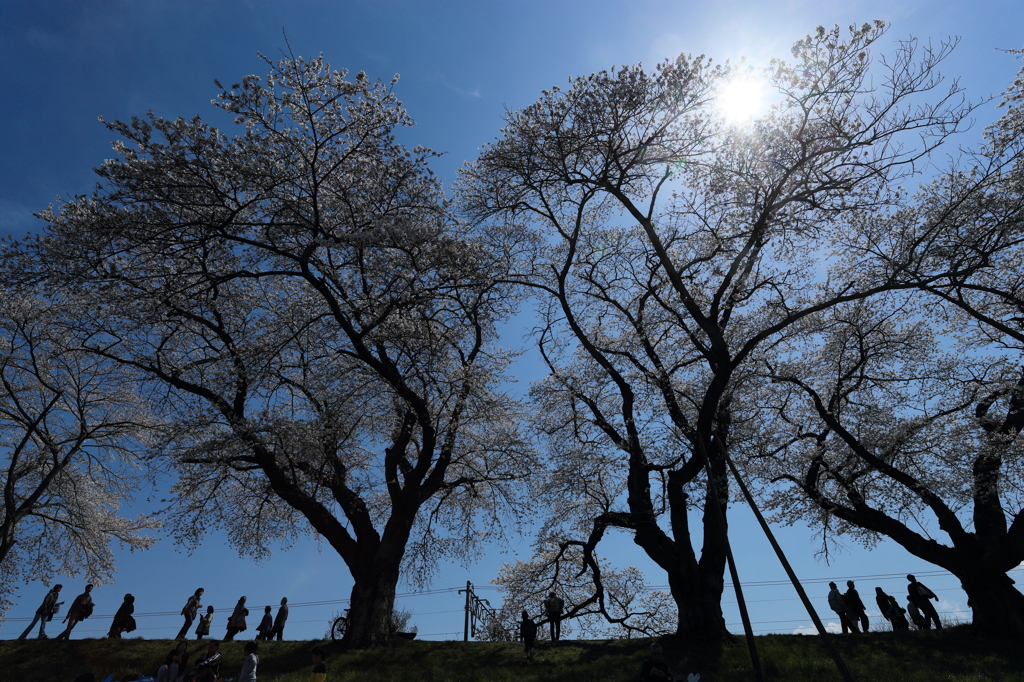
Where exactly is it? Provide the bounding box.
[0,290,159,617]
[10,53,535,647]
[459,21,979,641]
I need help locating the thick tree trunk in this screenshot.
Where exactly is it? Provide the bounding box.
[634,469,733,643]
[958,568,1024,638]
[344,558,402,648]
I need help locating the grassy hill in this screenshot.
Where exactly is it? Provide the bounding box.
[2,626,1023,682]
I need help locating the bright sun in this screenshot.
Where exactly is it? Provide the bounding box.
[716,77,766,125]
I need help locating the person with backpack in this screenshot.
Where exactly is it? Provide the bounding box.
[55,584,94,640]
[18,584,62,639]
[176,588,204,640]
[543,592,565,642]
[907,574,942,629]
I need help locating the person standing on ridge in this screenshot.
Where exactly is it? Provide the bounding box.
[18,584,62,639]
[543,592,564,642]
[519,610,538,661]
[177,588,204,640]
[844,580,870,632]
[268,597,288,641]
[195,605,215,640]
[255,605,273,641]
[907,574,942,629]
[828,581,859,634]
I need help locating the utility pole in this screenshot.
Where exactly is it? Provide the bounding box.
[459,581,473,642]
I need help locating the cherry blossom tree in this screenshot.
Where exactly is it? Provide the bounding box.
[12,54,534,647]
[492,537,677,639]
[750,52,1024,638]
[0,290,159,619]
[459,21,973,641]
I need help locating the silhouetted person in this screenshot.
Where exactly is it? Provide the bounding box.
[844,580,869,632]
[195,605,214,640]
[256,605,273,641]
[19,584,62,639]
[828,581,859,633]
[107,593,136,638]
[875,586,892,624]
[519,610,538,661]
[907,574,942,629]
[176,588,204,640]
[544,592,564,642]
[887,595,909,631]
[268,597,288,641]
[225,596,248,640]
[640,642,674,681]
[907,598,927,629]
[55,584,94,640]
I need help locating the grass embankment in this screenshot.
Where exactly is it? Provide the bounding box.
[2,626,1023,682]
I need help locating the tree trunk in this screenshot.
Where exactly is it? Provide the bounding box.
[958,568,1024,638]
[344,558,402,648]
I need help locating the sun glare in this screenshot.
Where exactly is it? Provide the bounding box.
[717,77,766,125]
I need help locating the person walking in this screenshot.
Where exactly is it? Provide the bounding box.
[176,588,204,640]
[107,593,136,638]
[195,605,214,640]
[907,598,927,629]
[907,574,942,629]
[887,595,910,630]
[519,611,538,661]
[875,587,894,626]
[844,580,870,632]
[255,605,273,641]
[544,592,565,642]
[19,584,63,639]
[828,581,859,634]
[55,584,94,640]
[268,597,288,641]
[224,596,248,641]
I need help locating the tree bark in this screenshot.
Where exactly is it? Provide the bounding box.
[956,566,1024,638]
[344,548,404,648]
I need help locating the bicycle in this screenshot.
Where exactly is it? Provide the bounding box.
[330,609,350,641]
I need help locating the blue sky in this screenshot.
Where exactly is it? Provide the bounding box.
[2,0,1024,646]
